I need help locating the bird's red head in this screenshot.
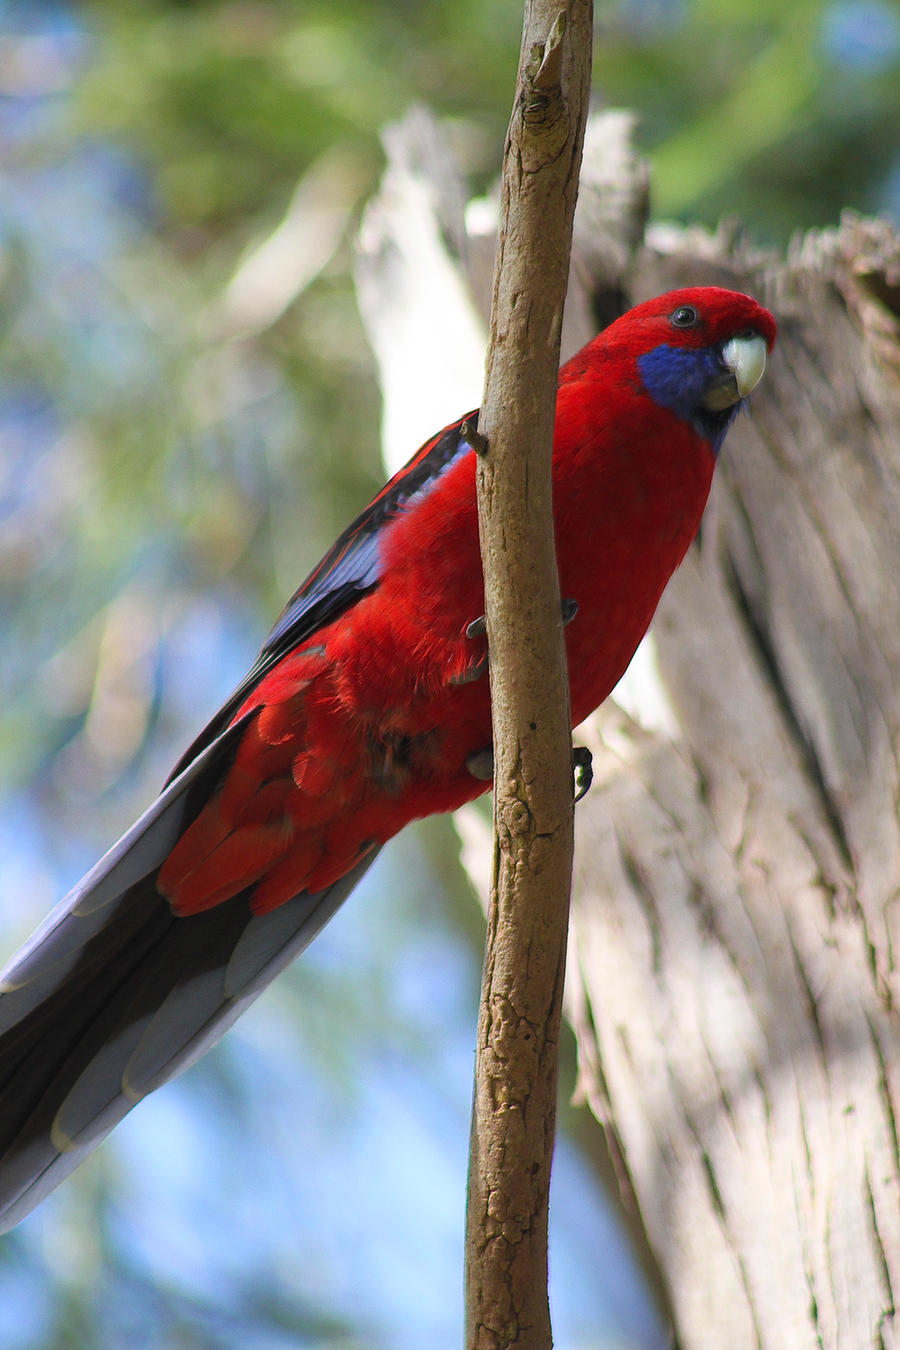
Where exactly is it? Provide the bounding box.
[564,286,776,455]
[610,286,777,355]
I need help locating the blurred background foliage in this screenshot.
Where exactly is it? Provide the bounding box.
[0,0,897,1347]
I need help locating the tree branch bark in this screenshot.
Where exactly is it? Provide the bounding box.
[464,5,592,1349]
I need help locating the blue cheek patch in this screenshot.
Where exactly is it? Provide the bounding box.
[637,343,739,454]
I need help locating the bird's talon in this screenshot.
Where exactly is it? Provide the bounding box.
[466,747,494,781]
[465,615,486,640]
[561,597,578,626]
[451,654,488,685]
[573,746,593,802]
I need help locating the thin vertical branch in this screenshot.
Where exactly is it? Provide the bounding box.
[465,4,592,1348]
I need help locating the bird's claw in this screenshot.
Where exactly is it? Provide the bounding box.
[467,744,592,799]
[450,653,488,685]
[465,597,577,643]
[457,597,580,696]
[573,745,593,803]
[466,747,494,781]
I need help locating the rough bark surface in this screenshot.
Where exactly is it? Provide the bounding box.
[355,109,900,1350]
[565,213,900,1350]
[465,5,592,1348]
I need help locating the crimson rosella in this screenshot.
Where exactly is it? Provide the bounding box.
[0,286,775,1230]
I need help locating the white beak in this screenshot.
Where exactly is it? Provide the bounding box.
[703,333,768,411]
[723,333,768,398]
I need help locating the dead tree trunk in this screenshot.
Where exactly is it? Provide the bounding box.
[356,109,900,1350]
[565,212,900,1350]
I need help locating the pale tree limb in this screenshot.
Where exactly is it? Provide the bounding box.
[464,4,592,1348]
[355,107,487,466]
[357,107,899,1348]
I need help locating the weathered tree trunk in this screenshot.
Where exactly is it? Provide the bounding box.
[565,213,900,1350]
[356,109,900,1350]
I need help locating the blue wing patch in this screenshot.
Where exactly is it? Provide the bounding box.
[262,413,475,656]
[167,414,476,779]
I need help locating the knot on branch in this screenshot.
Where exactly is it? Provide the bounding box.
[526,13,566,94]
[498,797,532,840]
[517,13,570,159]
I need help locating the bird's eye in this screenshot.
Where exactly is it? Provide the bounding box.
[671,305,699,328]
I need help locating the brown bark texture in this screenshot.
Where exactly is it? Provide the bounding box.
[565,215,900,1350]
[354,108,900,1350]
[466,4,592,1348]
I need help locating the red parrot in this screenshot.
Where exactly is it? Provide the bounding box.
[0,286,775,1230]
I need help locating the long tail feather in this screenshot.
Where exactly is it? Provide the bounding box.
[0,713,379,1232]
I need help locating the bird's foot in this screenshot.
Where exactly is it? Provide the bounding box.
[466,743,592,800]
[451,653,488,685]
[464,596,577,645]
[466,747,494,781]
[573,745,593,802]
